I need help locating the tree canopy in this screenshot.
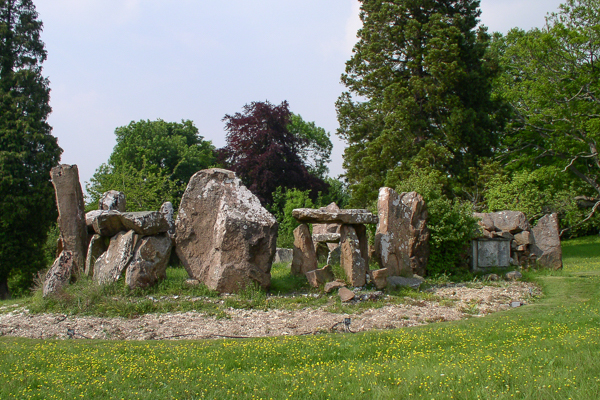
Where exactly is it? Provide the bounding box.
[0,0,62,298]
[87,119,215,211]
[494,0,600,234]
[336,0,508,206]
[287,113,332,180]
[218,101,328,205]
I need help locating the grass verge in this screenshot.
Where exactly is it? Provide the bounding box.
[0,237,599,398]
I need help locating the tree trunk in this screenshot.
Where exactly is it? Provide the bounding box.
[0,277,10,300]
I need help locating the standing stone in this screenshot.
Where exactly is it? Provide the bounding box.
[43,251,74,297]
[175,169,278,293]
[340,225,367,287]
[273,248,293,264]
[51,164,87,274]
[94,230,139,284]
[354,224,370,268]
[125,234,172,289]
[291,224,318,276]
[374,188,429,277]
[85,234,108,276]
[531,213,563,270]
[99,190,126,212]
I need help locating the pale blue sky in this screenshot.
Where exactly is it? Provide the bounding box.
[34,0,564,192]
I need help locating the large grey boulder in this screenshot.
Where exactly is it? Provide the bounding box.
[531,213,563,270]
[340,224,367,287]
[292,208,378,224]
[120,211,170,236]
[94,230,139,284]
[175,169,278,293]
[43,251,74,297]
[125,234,172,289]
[50,164,88,273]
[475,211,530,234]
[291,224,318,276]
[374,188,429,277]
[90,210,125,237]
[99,190,126,212]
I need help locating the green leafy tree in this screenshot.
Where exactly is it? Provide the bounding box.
[337,0,507,206]
[0,0,62,298]
[269,187,315,248]
[87,119,215,211]
[287,113,333,179]
[494,0,600,235]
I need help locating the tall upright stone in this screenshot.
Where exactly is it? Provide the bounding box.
[340,225,367,287]
[175,169,278,293]
[125,234,172,289]
[291,224,318,276]
[50,164,88,274]
[374,188,429,277]
[531,213,563,270]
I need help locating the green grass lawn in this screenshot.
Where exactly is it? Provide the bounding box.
[1,237,600,399]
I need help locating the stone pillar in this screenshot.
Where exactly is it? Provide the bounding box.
[340,224,367,287]
[291,224,318,276]
[51,164,88,274]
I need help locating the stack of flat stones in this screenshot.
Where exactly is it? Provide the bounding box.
[291,207,378,288]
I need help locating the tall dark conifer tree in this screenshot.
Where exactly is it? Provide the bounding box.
[336,0,507,205]
[0,0,61,298]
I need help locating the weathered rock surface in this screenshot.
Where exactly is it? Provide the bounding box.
[293,208,378,225]
[125,234,172,289]
[306,265,335,288]
[291,224,318,276]
[327,246,341,266]
[175,169,278,293]
[375,188,429,277]
[513,231,532,246]
[43,251,74,297]
[312,233,341,243]
[273,248,293,264]
[370,268,389,290]
[90,210,125,237]
[94,230,139,284]
[505,271,523,281]
[531,213,563,270]
[340,225,367,287]
[312,203,342,251]
[324,280,346,293]
[387,275,424,290]
[120,211,170,236]
[85,235,108,276]
[51,164,87,273]
[99,190,126,212]
[339,287,356,302]
[160,202,176,236]
[475,211,530,234]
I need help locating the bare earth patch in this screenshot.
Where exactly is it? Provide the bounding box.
[0,281,539,341]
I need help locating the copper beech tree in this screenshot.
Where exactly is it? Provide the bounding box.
[218,101,328,205]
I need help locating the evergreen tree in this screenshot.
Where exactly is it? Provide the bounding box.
[0,0,61,298]
[336,0,507,206]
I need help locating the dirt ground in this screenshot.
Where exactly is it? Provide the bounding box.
[0,281,539,341]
